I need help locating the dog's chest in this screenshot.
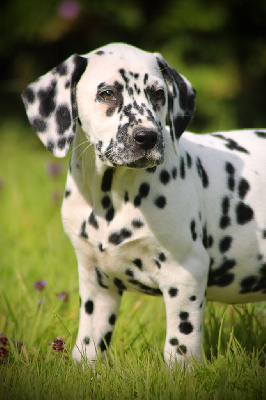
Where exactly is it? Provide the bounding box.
[62,169,167,295]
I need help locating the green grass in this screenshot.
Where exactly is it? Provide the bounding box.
[0,121,266,399]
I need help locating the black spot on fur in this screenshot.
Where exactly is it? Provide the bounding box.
[57,137,66,149]
[154,195,166,208]
[177,344,187,355]
[114,278,126,291]
[106,207,115,222]
[208,258,235,287]
[109,314,116,325]
[225,162,235,191]
[47,141,55,154]
[83,336,90,345]
[134,183,150,206]
[219,236,232,253]
[169,337,179,346]
[186,152,192,168]
[255,131,266,138]
[134,195,141,207]
[99,331,112,352]
[54,62,68,76]
[239,264,266,294]
[236,202,254,225]
[180,157,185,179]
[95,267,109,289]
[179,321,193,335]
[108,228,132,245]
[225,139,249,154]
[80,220,88,239]
[159,169,171,185]
[102,195,111,209]
[125,268,134,277]
[101,168,115,192]
[132,219,144,228]
[98,243,104,252]
[106,106,115,117]
[32,118,47,133]
[95,50,105,56]
[190,295,196,301]
[202,225,213,249]
[38,81,57,118]
[168,287,178,297]
[71,55,88,90]
[124,191,129,202]
[144,73,149,84]
[171,167,177,179]
[85,300,94,314]
[55,104,71,134]
[220,196,231,229]
[179,311,189,320]
[158,252,166,262]
[196,158,209,188]
[22,87,35,104]
[88,211,99,229]
[190,220,197,241]
[138,284,162,296]
[64,189,71,198]
[133,258,143,270]
[139,182,150,197]
[238,178,250,199]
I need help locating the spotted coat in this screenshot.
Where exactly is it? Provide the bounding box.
[22,43,266,367]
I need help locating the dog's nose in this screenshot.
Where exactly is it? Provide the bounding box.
[133,130,158,150]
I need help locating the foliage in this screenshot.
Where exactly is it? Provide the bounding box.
[1,0,266,131]
[0,122,266,399]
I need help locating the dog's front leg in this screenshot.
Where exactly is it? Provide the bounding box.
[72,262,121,365]
[160,261,207,367]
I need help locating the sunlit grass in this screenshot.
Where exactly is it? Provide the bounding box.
[0,121,265,399]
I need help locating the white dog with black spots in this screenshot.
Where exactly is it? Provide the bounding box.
[22,43,266,366]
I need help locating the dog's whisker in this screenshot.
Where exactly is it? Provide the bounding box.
[77,143,92,163]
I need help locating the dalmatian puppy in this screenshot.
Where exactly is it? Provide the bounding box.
[21,43,266,366]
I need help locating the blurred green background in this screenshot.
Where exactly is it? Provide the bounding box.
[1,0,266,132]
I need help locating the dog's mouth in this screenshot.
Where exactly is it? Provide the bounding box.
[126,156,162,169]
[97,137,165,169]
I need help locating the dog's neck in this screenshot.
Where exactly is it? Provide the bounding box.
[70,128,144,211]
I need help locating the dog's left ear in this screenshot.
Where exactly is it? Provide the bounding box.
[155,54,196,153]
[21,54,88,157]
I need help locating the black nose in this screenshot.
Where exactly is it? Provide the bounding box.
[133,130,158,150]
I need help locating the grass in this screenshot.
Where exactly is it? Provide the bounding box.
[0,120,266,399]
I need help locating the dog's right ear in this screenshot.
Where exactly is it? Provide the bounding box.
[155,54,196,154]
[21,54,88,157]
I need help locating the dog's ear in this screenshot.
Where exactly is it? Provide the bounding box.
[155,54,196,153]
[21,54,88,157]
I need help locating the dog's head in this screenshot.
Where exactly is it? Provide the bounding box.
[22,43,196,168]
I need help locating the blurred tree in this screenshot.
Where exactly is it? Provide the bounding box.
[0,0,265,131]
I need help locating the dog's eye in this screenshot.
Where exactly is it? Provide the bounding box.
[100,90,116,101]
[154,89,164,101]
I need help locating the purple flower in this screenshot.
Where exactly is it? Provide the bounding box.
[57,1,81,20]
[57,291,69,302]
[46,162,63,179]
[34,280,46,291]
[0,333,8,346]
[49,337,67,353]
[0,346,8,363]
